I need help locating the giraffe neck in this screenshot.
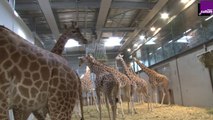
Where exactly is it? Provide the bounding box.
[118,58,135,79]
[87,61,106,75]
[84,67,91,77]
[51,35,69,55]
[134,59,157,76]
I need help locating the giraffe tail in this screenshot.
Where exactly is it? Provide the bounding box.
[79,76,84,120]
[75,71,84,120]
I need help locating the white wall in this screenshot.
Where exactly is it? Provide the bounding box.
[0,0,34,43]
[140,46,213,107]
[177,49,213,107]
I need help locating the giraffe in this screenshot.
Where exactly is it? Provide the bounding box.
[81,66,98,111]
[115,54,152,111]
[13,21,88,120]
[79,55,119,120]
[81,66,94,105]
[92,58,135,115]
[0,25,83,120]
[133,57,171,105]
[51,21,87,55]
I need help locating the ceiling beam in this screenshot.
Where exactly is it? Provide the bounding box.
[34,27,135,34]
[119,0,168,51]
[37,0,60,39]
[16,1,155,11]
[96,0,112,41]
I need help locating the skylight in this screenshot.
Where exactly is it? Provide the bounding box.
[65,39,81,48]
[104,37,122,47]
[145,37,157,45]
[176,36,192,43]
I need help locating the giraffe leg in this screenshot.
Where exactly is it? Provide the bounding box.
[105,96,112,120]
[0,98,9,120]
[130,88,137,114]
[160,88,166,105]
[91,90,99,112]
[13,106,31,120]
[96,89,102,120]
[33,106,49,120]
[166,88,171,105]
[118,88,124,117]
[86,92,89,106]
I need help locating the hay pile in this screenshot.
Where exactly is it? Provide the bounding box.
[72,103,213,120]
[198,51,213,68]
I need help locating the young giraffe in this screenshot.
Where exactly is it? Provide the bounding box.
[133,57,171,105]
[79,55,119,120]
[81,66,98,111]
[81,66,94,105]
[115,54,152,111]
[0,25,83,120]
[13,22,87,120]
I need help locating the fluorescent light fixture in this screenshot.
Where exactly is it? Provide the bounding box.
[183,29,192,34]
[17,28,26,39]
[205,15,213,21]
[104,37,122,47]
[150,27,156,31]
[168,40,173,43]
[153,28,161,36]
[134,44,138,47]
[157,47,162,50]
[65,39,80,48]
[181,0,189,4]
[14,10,19,17]
[127,48,131,52]
[161,13,169,19]
[145,37,157,45]
[176,36,192,43]
[149,52,153,55]
[140,35,145,40]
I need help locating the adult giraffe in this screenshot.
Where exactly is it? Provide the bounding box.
[0,25,83,119]
[133,57,170,105]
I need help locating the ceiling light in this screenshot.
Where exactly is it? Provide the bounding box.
[168,40,173,43]
[150,27,156,31]
[65,39,80,48]
[176,36,192,43]
[104,37,122,47]
[181,0,189,4]
[157,47,162,50]
[14,10,19,17]
[140,35,145,40]
[153,28,161,36]
[134,44,138,47]
[205,15,213,21]
[127,48,131,52]
[183,28,192,34]
[145,37,157,45]
[161,13,169,19]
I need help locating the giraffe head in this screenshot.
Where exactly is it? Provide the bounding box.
[78,54,96,67]
[115,54,124,61]
[63,21,88,44]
